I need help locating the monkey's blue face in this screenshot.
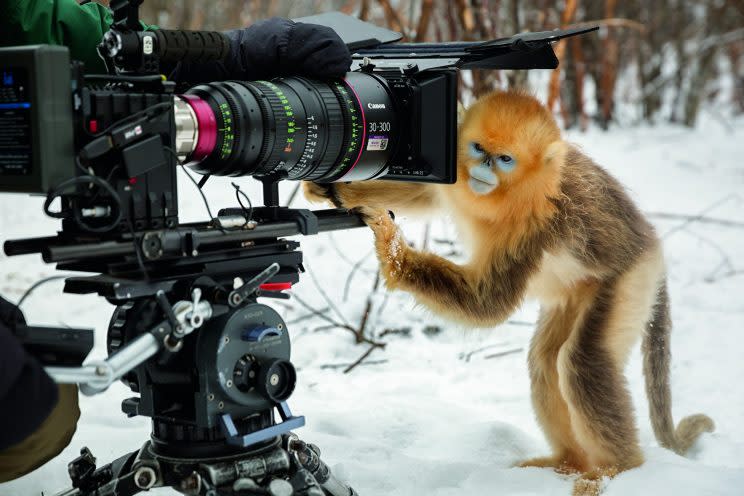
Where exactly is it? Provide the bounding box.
[467,142,517,195]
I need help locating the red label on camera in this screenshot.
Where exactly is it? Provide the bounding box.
[259,282,292,291]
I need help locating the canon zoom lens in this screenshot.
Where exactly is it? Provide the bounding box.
[173,73,397,182]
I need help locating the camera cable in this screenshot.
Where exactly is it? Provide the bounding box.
[164,146,225,233]
[165,147,255,231]
[231,182,254,225]
[4,275,70,332]
[43,174,123,233]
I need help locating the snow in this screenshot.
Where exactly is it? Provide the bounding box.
[1,115,743,495]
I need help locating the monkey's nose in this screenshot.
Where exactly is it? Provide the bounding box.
[468,165,499,195]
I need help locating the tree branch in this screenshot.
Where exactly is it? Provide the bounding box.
[343,343,385,374]
[647,212,744,229]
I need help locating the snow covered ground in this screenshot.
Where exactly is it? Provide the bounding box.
[1,114,743,495]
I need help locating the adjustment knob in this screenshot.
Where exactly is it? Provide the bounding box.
[232,354,261,393]
[256,359,297,403]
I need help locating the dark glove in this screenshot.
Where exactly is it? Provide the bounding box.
[0,295,72,466]
[0,295,24,330]
[171,17,352,83]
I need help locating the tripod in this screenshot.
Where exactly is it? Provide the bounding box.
[54,433,355,496]
[49,263,358,496]
[22,180,365,496]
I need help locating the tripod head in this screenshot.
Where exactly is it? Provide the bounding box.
[6,179,365,446]
[7,180,366,495]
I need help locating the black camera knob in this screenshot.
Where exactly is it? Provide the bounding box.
[232,354,261,393]
[256,359,297,403]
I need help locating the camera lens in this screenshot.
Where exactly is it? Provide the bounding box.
[173,73,398,182]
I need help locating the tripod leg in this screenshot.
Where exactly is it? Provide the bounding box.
[286,436,359,496]
[289,468,325,496]
[53,445,150,496]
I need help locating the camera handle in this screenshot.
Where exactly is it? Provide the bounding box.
[45,289,212,396]
[100,0,230,75]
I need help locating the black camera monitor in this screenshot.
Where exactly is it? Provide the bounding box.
[0,45,75,193]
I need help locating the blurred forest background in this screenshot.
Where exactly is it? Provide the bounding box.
[126,1,744,129]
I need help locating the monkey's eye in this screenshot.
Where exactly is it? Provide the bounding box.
[468,142,486,159]
[495,154,516,172]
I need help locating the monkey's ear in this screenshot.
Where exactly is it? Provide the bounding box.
[543,140,568,170]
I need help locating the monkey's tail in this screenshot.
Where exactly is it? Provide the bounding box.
[642,279,714,455]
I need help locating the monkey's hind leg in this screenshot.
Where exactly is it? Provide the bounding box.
[518,301,590,474]
[556,281,646,494]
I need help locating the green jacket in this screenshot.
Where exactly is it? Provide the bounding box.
[0,0,151,73]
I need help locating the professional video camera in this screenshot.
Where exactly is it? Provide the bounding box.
[0,1,595,494]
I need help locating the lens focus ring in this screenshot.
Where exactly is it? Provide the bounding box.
[253,81,293,176]
[301,83,345,181]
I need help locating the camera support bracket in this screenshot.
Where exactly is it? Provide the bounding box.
[45,294,213,395]
[220,401,306,448]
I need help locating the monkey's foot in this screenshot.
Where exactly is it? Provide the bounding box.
[516,455,583,475]
[572,477,602,496]
[571,466,620,496]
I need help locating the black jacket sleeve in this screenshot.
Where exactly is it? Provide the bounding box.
[0,298,58,450]
[170,17,352,83]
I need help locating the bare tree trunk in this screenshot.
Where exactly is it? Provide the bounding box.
[378,0,408,35]
[433,3,445,41]
[597,0,618,128]
[444,0,460,41]
[637,0,667,121]
[572,36,589,130]
[547,0,578,111]
[470,0,501,95]
[360,0,370,20]
[486,0,501,37]
[506,0,529,89]
[415,0,436,41]
[561,38,579,129]
[670,6,692,123]
[455,0,476,36]
[681,2,729,126]
[727,42,744,114]
[683,52,718,126]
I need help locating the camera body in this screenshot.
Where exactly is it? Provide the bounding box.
[0,45,457,236]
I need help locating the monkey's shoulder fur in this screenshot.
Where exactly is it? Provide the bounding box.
[303,90,713,495]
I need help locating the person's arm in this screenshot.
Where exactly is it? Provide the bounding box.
[0,0,140,74]
[170,17,353,83]
[0,1,351,81]
[0,296,79,482]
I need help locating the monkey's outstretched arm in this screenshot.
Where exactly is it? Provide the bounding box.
[361,208,533,326]
[303,181,438,215]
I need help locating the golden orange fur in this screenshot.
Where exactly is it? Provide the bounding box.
[304,89,714,496]
[449,91,566,256]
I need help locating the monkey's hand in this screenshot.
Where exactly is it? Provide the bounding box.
[357,206,529,327]
[355,206,408,288]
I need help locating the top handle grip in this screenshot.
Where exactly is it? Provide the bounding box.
[153,29,231,65]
